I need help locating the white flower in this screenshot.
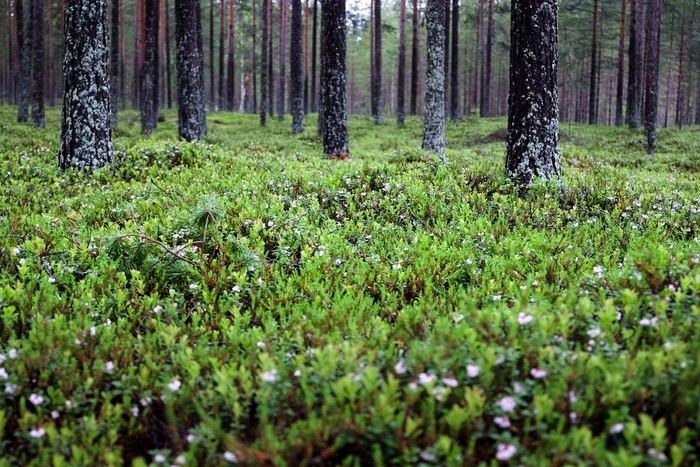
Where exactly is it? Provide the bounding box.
[186,434,197,443]
[50,410,60,419]
[640,317,658,326]
[168,380,182,391]
[189,284,198,290]
[569,412,578,423]
[495,443,517,461]
[496,396,516,412]
[335,259,342,266]
[394,361,407,374]
[467,364,480,378]
[103,361,114,371]
[75,339,83,345]
[267,220,274,227]
[231,285,241,293]
[432,386,447,401]
[609,422,624,434]
[392,264,402,270]
[531,280,538,286]
[0,355,5,365]
[530,368,547,379]
[0,368,8,379]
[65,400,73,408]
[8,349,17,359]
[408,381,419,392]
[493,295,502,301]
[5,384,17,394]
[131,406,139,417]
[103,319,112,327]
[494,356,505,365]
[90,326,97,336]
[419,452,435,461]
[48,276,56,283]
[261,370,278,383]
[175,455,186,465]
[442,377,458,388]
[223,451,239,463]
[29,393,44,405]
[294,369,301,377]
[29,428,46,439]
[257,277,263,285]
[517,312,534,325]
[140,397,152,406]
[12,248,20,256]
[587,328,601,338]
[466,259,473,265]
[568,391,578,403]
[494,416,511,428]
[593,265,604,278]
[155,454,166,463]
[153,305,164,313]
[256,341,266,348]
[647,448,667,460]
[418,373,436,385]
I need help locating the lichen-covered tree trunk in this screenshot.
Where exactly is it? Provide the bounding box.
[310,0,317,112]
[396,0,406,125]
[421,0,445,159]
[644,0,660,155]
[505,0,560,186]
[111,0,120,125]
[588,0,599,125]
[226,0,235,111]
[141,0,159,134]
[16,0,30,123]
[58,0,114,171]
[449,0,459,123]
[409,0,418,116]
[175,0,207,141]
[320,0,348,156]
[614,0,626,127]
[371,0,382,125]
[30,0,45,128]
[290,0,304,133]
[260,0,268,125]
[278,0,287,121]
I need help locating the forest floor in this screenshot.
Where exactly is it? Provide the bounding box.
[1,106,700,466]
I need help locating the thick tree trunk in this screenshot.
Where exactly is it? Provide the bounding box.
[59,0,113,171]
[506,0,560,186]
[409,0,418,116]
[291,0,304,133]
[111,0,120,125]
[372,0,382,124]
[17,0,30,122]
[260,0,268,125]
[165,0,172,109]
[421,0,445,159]
[310,0,317,112]
[175,0,207,140]
[278,0,287,120]
[626,0,643,128]
[226,0,235,111]
[449,0,459,122]
[30,0,45,128]
[443,0,449,117]
[588,0,599,124]
[644,0,660,154]
[141,0,159,134]
[218,0,225,109]
[320,0,348,156]
[397,0,406,125]
[615,0,626,127]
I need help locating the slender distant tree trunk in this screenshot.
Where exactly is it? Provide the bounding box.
[506,0,560,187]
[175,0,207,140]
[159,0,166,108]
[218,0,225,109]
[141,0,159,134]
[372,0,382,124]
[675,13,687,127]
[450,0,459,122]
[48,1,57,107]
[687,0,697,125]
[397,0,406,125]
[268,0,274,116]
[663,13,675,128]
[119,0,126,109]
[421,0,445,159]
[17,0,30,122]
[409,0,418,116]
[278,0,287,120]
[317,0,324,134]
[226,0,235,111]
[252,0,257,113]
[588,0,599,124]
[615,0,626,127]
[132,0,142,109]
[321,0,347,155]
[644,0,660,154]
[310,0,318,112]
[303,0,309,113]
[208,0,215,110]
[627,0,643,128]
[291,0,304,133]
[478,0,484,116]
[443,0,449,117]
[30,0,44,128]
[165,0,172,108]
[111,0,120,124]
[260,0,268,125]
[59,0,113,171]
[483,0,493,117]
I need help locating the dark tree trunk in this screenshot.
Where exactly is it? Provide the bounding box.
[120,2,126,110]
[226,0,235,111]
[449,0,459,122]
[48,1,57,108]
[443,0,449,116]
[59,0,114,171]
[303,0,309,113]
[268,0,274,116]
[260,0,268,125]
[111,0,120,125]
[478,0,484,116]
[209,0,214,110]
[615,0,626,127]
[141,0,159,134]
[506,0,560,186]
[397,0,406,125]
[7,1,15,105]
[317,0,324,134]
[310,0,318,112]
[627,0,643,128]
[482,0,493,117]
[218,0,225,110]
[17,0,30,123]
[278,0,287,120]
[252,0,257,113]
[132,0,142,110]
[588,0,599,124]
[320,0,348,156]
[644,0,660,154]
[409,0,418,116]
[165,0,172,108]
[372,0,382,124]
[30,0,45,128]
[175,0,207,140]
[291,0,304,133]
[421,0,445,158]
[675,10,687,127]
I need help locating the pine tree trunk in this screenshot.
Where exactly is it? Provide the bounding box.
[260,0,268,124]
[421,0,445,158]
[409,0,418,116]
[482,0,493,117]
[317,0,324,134]
[644,0,660,154]
[226,0,235,111]
[268,0,274,116]
[443,0,449,117]
[627,0,643,128]
[252,0,257,113]
[111,0,120,124]
[675,13,686,127]
[30,0,44,128]
[506,0,560,186]
[310,0,317,112]
[588,0,599,124]
[48,1,57,107]
[397,0,406,125]
[141,0,159,134]
[303,0,309,113]
[120,0,126,109]
[278,0,287,120]
[165,0,172,109]
[372,0,382,124]
[615,0,626,127]
[209,0,215,110]
[132,0,141,109]
[320,0,348,156]
[291,0,304,133]
[59,0,113,171]
[218,0,225,110]
[17,0,30,122]
[175,0,207,140]
[478,0,484,116]
[449,0,459,122]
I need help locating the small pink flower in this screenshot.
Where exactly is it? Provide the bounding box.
[496,396,516,412]
[530,368,547,379]
[466,363,480,378]
[495,443,516,461]
[494,416,511,428]
[442,377,458,388]
[517,312,534,325]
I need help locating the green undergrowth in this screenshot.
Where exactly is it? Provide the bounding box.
[1,105,700,466]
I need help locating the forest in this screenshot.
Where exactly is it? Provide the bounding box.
[0,0,700,465]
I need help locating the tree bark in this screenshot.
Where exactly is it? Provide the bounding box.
[310,0,317,112]
[165,0,172,109]
[320,0,348,156]
[226,0,235,111]
[588,0,599,124]
[449,0,459,122]
[278,0,287,120]
[48,0,57,107]
[291,0,304,133]
[615,0,626,127]
[397,0,406,125]
[260,0,269,125]
[175,0,207,140]
[303,0,309,113]
[443,0,449,117]
[478,0,484,116]
[141,0,159,134]
[111,0,120,124]
[409,0,418,116]
[626,0,643,128]
[268,0,274,116]
[644,0,660,154]
[30,0,45,128]
[209,0,214,110]
[218,0,225,110]
[372,0,382,124]
[252,0,257,113]
[17,0,30,122]
[59,0,114,171]
[421,0,445,159]
[506,0,560,186]
[482,0,493,117]
[675,11,687,127]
